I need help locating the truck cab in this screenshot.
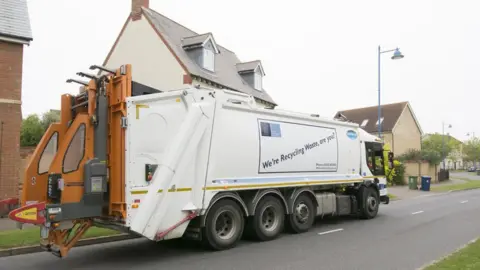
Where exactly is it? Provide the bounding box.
[358,129,392,204]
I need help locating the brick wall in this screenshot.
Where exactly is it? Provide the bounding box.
[0,40,24,200]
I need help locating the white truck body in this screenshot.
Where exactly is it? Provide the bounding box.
[123,86,388,241]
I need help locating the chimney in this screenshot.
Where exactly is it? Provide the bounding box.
[131,0,149,21]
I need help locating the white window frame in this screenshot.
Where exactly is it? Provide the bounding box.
[203,48,214,71]
[254,70,262,91]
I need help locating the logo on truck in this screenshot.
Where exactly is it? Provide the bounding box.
[346,130,358,140]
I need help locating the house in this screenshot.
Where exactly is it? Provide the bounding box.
[334,101,423,156]
[423,133,464,170]
[101,0,276,108]
[0,0,33,200]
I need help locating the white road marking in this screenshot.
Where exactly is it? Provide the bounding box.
[461,200,468,204]
[411,211,424,215]
[318,228,344,235]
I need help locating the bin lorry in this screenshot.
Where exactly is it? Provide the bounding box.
[9,64,393,258]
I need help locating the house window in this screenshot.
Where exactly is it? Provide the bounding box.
[203,48,214,71]
[376,117,384,126]
[254,71,262,91]
[360,119,369,128]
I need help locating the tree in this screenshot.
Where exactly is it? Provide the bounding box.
[463,137,480,163]
[41,110,60,131]
[396,148,442,165]
[422,133,461,160]
[20,114,44,147]
[20,110,61,147]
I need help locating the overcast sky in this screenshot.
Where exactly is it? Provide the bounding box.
[22,0,479,141]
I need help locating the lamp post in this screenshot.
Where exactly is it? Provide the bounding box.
[467,132,477,168]
[378,46,404,138]
[442,122,452,169]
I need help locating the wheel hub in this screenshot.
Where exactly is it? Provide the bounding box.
[367,195,377,212]
[295,203,309,224]
[215,210,236,240]
[261,206,279,232]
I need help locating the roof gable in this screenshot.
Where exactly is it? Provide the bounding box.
[398,102,424,135]
[0,0,32,43]
[141,7,276,106]
[335,101,408,133]
[182,33,220,53]
[236,60,265,76]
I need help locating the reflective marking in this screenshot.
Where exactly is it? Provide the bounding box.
[411,211,424,215]
[461,200,468,204]
[318,228,343,235]
[130,188,192,195]
[135,104,149,119]
[204,179,363,191]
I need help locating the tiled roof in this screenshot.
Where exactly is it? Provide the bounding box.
[335,101,408,133]
[142,7,276,106]
[0,0,33,42]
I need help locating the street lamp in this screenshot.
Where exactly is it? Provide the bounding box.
[378,46,404,138]
[442,122,452,169]
[466,132,477,168]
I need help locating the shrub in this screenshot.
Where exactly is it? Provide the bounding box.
[386,160,405,186]
[391,161,405,186]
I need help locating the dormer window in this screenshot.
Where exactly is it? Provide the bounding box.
[182,33,220,72]
[203,47,214,71]
[236,60,265,91]
[376,117,384,126]
[361,119,369,128]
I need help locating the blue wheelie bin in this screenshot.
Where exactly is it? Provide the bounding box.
[421,176,431,191]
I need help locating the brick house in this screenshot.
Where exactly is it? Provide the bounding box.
[0,0,33,200]
[101,0,276,108]
[334,101,423,156]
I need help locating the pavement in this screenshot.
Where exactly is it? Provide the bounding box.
[387,171,475,200]
[1,188,480,270]
[0,217,33,231]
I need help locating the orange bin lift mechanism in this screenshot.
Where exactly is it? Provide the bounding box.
[108,65,131,219]
[21,94,72,207]
[9,64,132,258]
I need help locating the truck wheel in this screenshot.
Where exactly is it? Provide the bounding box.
[359,186,379,219]
[246,195,285,241]
[286,193,315,234]
[203,199,244,250]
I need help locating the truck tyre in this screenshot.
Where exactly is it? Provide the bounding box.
[203,199,245,250]
[358,186,379,219]
[286,193,315,234]
[246,195,285,241]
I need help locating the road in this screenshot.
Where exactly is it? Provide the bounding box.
[2,189,480,270]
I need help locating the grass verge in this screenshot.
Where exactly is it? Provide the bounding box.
[0,226,120,249]
[387,193,398,200]
[424,238,480,269]
[431,178,480,192]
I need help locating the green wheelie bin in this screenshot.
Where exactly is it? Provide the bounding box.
[408,176,418,190]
